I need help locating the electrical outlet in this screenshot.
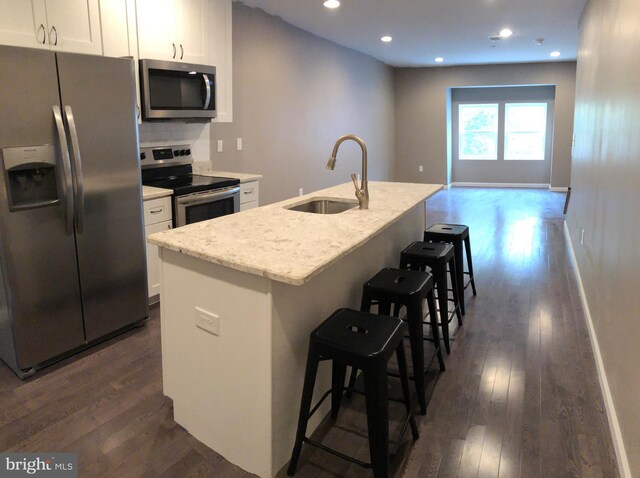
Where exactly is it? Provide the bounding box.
[419,165,424,172]
[580,228,585,245]
[195,307,219,335]
[236,138,243,151]
[217,140,223,153]
[299,188,304,196]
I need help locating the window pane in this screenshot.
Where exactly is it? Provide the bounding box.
[458,104,499,160]
[505,103,547,160]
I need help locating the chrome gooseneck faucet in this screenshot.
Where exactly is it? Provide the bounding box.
[326,134,369,210]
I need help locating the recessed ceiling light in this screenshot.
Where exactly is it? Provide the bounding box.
[499,28,513,38]
[550,51,561,57]
[435,57,444,63]
[323,0,340,9]
[381,36,392,43]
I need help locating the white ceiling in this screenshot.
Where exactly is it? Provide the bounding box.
[238,0,587,67]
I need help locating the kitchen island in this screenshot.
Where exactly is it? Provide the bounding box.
[148,181,442,478]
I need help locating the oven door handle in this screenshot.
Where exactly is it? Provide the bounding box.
[177,186,239,207]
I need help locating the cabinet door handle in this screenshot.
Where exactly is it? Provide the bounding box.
[172,43,176,59]
[167,224,172,230]
[49,26,58,46]
[137,105,141,120]
[37,24,46,44]
[180,43,184,60]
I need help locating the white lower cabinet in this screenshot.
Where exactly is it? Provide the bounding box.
[240,181,259,211]
[144,196,172,301]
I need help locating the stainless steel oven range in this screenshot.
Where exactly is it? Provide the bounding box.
[140,144,239,227]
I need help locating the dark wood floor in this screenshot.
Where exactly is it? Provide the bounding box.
[0,188,619,478]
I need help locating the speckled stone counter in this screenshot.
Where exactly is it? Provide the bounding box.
[149,181,442,285]
[155,180,442,478]
[142,185,172,200]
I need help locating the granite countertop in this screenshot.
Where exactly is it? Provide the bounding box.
[148,181,442,285]
[143,185,173,200]
[191,163,262,183]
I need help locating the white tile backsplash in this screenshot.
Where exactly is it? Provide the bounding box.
[138,122,211,164]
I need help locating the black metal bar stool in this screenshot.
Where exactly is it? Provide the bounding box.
[347,268,445,415]
[423,224,477,315]
[287,308,419,478]
[399,241,462,355]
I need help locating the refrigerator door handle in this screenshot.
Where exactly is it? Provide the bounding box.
[52,105,74,235]
[64,105,85,234]
[203,74,211,110]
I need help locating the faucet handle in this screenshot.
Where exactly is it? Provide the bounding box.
[350,173,360,191]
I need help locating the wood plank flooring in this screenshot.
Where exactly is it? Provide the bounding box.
[0,187,619,478]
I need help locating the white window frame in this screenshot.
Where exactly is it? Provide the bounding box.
[504,102,548,161]
[458,103,499,160]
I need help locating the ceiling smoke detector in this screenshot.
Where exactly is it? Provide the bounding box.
[535,38,545,46]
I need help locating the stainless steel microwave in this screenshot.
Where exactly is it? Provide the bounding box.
[140,59,216,121]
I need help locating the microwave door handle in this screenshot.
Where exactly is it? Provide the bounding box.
[64,105,85,234]
[202,74,211,110]
[52,105,74,236]
[177,186,239,207]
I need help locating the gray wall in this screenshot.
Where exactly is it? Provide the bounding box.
[210,3,395,205]
[567,0,640,474]
[394,62,576,187]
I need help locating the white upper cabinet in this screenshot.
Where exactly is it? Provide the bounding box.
[0,0,102,55]
[136,0,211,64]
[0,0,48,49]
[100,0,131,58]
[46,0,102,55]
[211,0,232,122]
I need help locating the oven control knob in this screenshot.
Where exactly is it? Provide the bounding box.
[185,149,191,156]
[180,149,187,156]
[140,152,146,160]
[174,149,181,156]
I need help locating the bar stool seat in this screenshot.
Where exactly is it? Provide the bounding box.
[400,241,462,354]
[348,268,445,415]
[423,223,477,315]
[287,308,419,478]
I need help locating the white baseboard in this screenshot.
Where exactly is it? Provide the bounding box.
[449,182,550,189]
[563,221,632,478]
[549,186,569,192]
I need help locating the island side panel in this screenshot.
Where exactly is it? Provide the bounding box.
[270,203,426,476]
[159,248,274,478]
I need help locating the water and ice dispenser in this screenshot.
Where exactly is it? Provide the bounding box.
[2,145,59,211]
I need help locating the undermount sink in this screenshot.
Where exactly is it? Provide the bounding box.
[284,197,359,214]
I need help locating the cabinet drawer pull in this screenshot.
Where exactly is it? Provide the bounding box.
[150,208,164,214]
[49,26,58,46]
[37,24,46,44]
[243,189,253,194]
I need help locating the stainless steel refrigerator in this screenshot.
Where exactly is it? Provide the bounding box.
[0,45,149,379]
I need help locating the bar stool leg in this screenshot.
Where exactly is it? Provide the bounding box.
[453,238,466,315]
[331,361,347,419]
[464,235,477,296]
[287,345,320,476]
[347,290,374,394]
[363,364,390,478]
[426,288,445,372]
[407,299,427,415]
[434,267,451,355]
[449,257,462,326]
[396,342,419,439]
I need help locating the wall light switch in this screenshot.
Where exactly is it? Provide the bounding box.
[217,140,223,153]
[236,138,243,151]
[195,306,220,336]
[299,188,304,196]
[419,165,424,172]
